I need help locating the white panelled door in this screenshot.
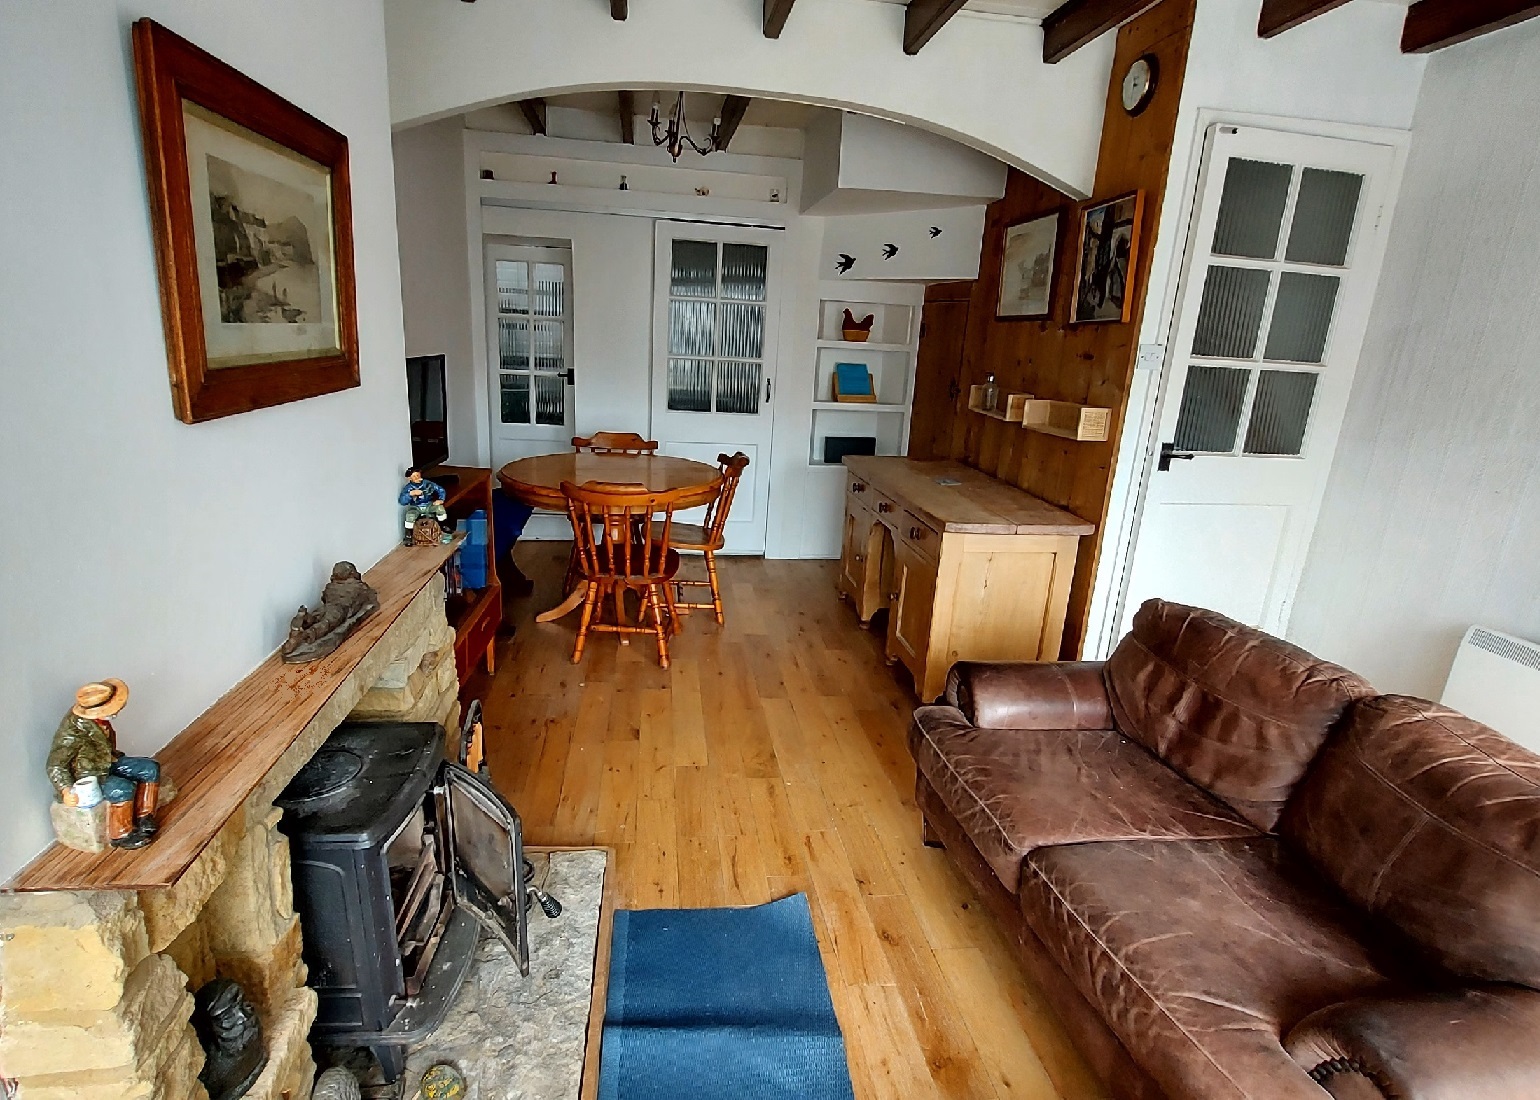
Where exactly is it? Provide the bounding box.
[485,243,575,468]
[650,221,782,555]
[1121,125,1398,634]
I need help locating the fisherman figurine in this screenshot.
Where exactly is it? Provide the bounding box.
[400,466,448,547]
[47,679,160,849]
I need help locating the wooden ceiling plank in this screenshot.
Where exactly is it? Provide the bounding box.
[764,0,797,38]
[618,90,636,144]
[716,95,751,151]
[904,0,969,54]
[1042,0,1163,63]
[611,0,628,19]
[1402,0,1540,52]
[518,97,547,136]
[1257,0,1355,38]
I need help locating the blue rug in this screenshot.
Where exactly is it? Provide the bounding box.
[597,894,856,1100]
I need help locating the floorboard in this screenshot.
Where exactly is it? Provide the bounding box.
[467,543,1108,1100]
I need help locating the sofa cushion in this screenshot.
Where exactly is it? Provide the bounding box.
[910,705,1257,894]
[1280,695,1540,987]
[1105,600,1375,831]
[1019,838,1393,1100]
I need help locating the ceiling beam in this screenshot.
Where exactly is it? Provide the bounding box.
[764,0,797,37]
[716,95,751,151]
[617,90,636,144]
[1257,0,1355,38]
[611,0,627,19]
[1042,0,1163,63]
[517,98,547,136]
[1402,0,1540,52]
[904,0,968,54]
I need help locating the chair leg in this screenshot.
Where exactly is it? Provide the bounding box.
[661,577,682,635]
[705,550,724,625]
[645,585,670,669]
[573,579,601,664]
[613,585,629,645]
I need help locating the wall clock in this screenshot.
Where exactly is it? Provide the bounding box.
[1121,54,1159,117]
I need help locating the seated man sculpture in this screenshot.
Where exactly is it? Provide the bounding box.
[281,562,381,663]
[47,679,161,849]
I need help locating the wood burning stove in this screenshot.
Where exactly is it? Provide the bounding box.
[276,721,552,1081]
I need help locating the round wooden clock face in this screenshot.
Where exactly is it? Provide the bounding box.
[1122,55,1158,115]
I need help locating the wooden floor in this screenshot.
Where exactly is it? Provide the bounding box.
[468,545,1107,1100]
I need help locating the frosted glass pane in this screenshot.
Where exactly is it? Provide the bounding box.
[1286,169,1362,267]
[1192,266,1270,359]
[532,263,565,317]
[496,261,528,314]
[667,358,712,412]
[1173,365,1249,453]
[533,374,565,426]
[718,303,764,360]
[497,317,528,370]
[532,320,563,371]
[499,373,529,424]
[1264,272,1339,363]
[669,300,714,356]
[715,360,762,414]
[1213,159,1291,260]
[670,239,717,297]
[721,243,768,301]
[1244,370,1317,456]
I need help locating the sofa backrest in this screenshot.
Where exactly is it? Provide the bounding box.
[1279,695,1540,988]
[1105,600,1375,830]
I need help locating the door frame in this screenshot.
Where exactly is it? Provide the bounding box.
[1082,110,1413,659]
[483,241,577,462]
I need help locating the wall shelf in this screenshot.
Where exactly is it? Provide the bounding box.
[967,387,1032,423]
[1020,400,1112,442]
[812,401,908,413]
[809,282,921,469]
[815,339,912,353]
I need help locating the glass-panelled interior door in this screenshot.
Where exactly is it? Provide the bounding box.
[1120,125,1397,635]
[485,243,574,467]
[650,221,781,555]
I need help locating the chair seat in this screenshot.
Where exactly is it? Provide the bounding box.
[578,543,680,582]
[1018,838,1394,1100]
[653,521,722,553]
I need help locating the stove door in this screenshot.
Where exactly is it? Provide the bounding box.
[437,762,530,976]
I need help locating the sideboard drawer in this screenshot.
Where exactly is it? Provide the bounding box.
[896,509,941,563]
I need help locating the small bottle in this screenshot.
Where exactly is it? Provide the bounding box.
[982,372,999,412]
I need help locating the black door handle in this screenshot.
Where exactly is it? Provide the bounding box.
[1158,442,1196,472]
[563,368,576,384]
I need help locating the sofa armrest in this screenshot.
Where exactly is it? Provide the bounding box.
[1284,987,1540,1100]
[943,662,1112,730]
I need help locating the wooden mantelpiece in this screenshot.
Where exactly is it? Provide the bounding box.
[9,538,462,893]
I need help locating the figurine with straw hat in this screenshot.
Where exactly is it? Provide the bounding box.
[47,679,162,850]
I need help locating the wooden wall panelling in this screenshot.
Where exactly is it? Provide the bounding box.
[917,0,1196,657]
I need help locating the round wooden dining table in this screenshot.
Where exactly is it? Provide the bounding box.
[497,452,723,623]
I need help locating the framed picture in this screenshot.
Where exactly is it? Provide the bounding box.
[133,19,358,423]
[1071,191,1145,325]
[996,213,1059,320]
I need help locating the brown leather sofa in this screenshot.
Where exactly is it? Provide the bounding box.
[910,599,1540,1100]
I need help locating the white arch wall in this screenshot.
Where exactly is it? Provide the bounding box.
[383,0,1113,197]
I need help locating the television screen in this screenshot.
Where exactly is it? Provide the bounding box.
[406,354,449,468]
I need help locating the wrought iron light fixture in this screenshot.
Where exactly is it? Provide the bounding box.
[648,92,722,161]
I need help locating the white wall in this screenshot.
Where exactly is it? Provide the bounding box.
[819,206,987,282]
[382,0,1113,197]
[0,1,408,881]
[394,118,474,460]
[802,111,1007,214]
[1291,18,1540,696]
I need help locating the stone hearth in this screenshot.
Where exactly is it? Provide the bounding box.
[0,575,460,1100]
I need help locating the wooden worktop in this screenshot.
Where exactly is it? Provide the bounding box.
[9,537,463,894]
[842,456,1095,537]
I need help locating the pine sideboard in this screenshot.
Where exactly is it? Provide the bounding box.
[837,456,1095,702]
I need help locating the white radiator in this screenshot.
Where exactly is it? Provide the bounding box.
[1440,626,1540,753]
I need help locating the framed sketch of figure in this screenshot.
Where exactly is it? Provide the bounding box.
[996,213,1059,320]
[1071,191,1145,325]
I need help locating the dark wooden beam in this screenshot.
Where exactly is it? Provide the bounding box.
[1402,0,1540,52]
[1257,0,1355,38]
[517,98,547,136]
[904,0,968,54]
[1042,0,1163,63]
[618,90,636,144]
[611,0,627,19]
[764,0,797,37]
[716,95,751,151]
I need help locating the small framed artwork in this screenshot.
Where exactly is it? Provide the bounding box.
[1071,191,1145,325]
[133,19,359,423]
[996,213,1059,320]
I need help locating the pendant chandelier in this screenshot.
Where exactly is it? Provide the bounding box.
[648,92,722,161]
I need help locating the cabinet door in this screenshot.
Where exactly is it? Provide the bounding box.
[907,296,970,461]
[840,500,886,623]
[886,539,938,680]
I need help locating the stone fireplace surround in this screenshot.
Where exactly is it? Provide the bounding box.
[0,556,462,1100]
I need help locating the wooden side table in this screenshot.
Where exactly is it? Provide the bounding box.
[428,466,502,682]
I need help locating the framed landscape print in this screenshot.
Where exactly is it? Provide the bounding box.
[996,213,1059,320]
[1071,191,1145,325]
[133,19,358,423]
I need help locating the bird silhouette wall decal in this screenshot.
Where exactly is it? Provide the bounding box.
[835,253,856,274]
[881,243,899,259]
[928,226,943,238]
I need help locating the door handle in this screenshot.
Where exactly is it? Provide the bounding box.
[947,379,961,401]
[765,378,773,404]
[1157,442,1196,472]
[563,368,575,384]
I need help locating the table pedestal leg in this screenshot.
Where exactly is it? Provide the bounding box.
[535,581,588,623]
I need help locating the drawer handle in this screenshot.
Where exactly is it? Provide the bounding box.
[852,482,866,493]
[877,502,893,513]
[909,526,924,540]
